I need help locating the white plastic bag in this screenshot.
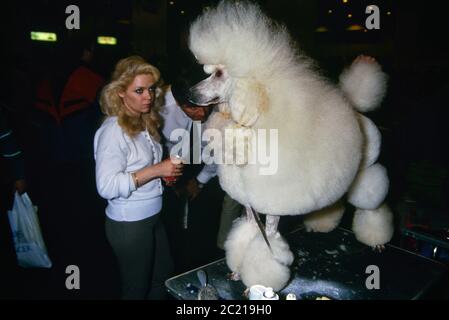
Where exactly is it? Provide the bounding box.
[7,192,52,268]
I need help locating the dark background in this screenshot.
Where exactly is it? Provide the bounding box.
[1,0,448,299]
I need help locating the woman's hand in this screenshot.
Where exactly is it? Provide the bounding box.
[133,157,183,188]
[156,158,183,178]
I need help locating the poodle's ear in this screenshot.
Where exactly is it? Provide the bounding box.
[217,102,231,115]
[229,79,269,127]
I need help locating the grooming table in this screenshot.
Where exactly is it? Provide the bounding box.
[165,227,448,300]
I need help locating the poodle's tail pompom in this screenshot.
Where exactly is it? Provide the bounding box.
[240,233,294,291]
[339,57,388,112]
[224,217,259,273]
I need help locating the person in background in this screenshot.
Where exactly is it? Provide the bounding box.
[0,105,26,299]
[159,65,224,273]
[216,193,243,250]
[33,37,105,163]
[29,37,107,298]
[94,56,182,299]
[0,106,26,197]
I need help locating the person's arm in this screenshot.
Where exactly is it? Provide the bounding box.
[95,131,136,200]
[95,125,182,199]
[183,163,217,200]
[196,163,217,185]
[132,158,182,188]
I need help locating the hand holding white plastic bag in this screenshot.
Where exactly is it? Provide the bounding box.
[7,192,52,268]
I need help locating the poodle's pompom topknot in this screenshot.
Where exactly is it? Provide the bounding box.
[188,1,296,78]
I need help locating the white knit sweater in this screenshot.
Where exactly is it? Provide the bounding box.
[94,117,163,222]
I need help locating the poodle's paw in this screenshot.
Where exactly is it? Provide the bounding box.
[239,233,293,291]
[353,54,377,65]
[304,201,345,233]
[372,244,386,252]
[227,272,241,281]
[352,203,394,248]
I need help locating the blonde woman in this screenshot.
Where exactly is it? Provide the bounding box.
[94,56,182,299]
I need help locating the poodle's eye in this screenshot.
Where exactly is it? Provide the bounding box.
[215,70,223,78]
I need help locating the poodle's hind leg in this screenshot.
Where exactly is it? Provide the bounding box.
[348,163,389,210]
[348,162,393,249]
[303,200,345,233]
[352,203,394,250]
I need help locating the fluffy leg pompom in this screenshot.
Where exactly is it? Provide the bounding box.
[352,203,394,248]
[348,163,389,210]
[224,217,259,274]
[239,233,294,291]
[358,114,381,168]
[303,201,345,233]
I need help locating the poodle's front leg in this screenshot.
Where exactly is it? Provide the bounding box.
[226,206,259,282]
[239,213,294,291]
[246,206,255,223]
[266,215,280,237]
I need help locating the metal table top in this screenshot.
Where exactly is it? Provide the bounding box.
[165,227,448,300]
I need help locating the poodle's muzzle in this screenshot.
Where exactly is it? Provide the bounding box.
[187,87,220,106]
[188,66,230,106]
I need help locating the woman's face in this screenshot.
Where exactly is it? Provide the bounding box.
[119,74,156,116]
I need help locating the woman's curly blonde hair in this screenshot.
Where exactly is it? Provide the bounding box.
[100,56,163,140]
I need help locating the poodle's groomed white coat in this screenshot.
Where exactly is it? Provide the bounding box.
[188,1,393,291]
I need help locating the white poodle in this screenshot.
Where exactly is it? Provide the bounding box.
[187,1,393,291]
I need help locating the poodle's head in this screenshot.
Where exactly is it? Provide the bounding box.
[187,64,231,106]
[187,1,301,126]
[188,63,268,127]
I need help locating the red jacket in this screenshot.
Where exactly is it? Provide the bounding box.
[35,66,104,124]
